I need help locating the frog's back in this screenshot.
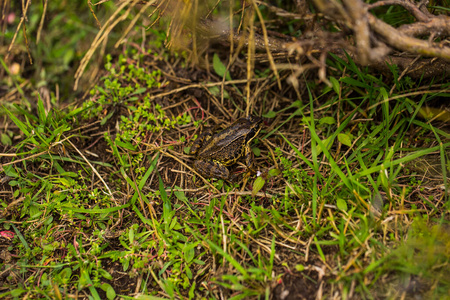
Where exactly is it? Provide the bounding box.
[199,133,246,164]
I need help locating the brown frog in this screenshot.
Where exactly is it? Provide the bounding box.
[189,115,263,180]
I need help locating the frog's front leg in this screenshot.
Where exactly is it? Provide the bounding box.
[244,145,255,170]
[194,159,230,180]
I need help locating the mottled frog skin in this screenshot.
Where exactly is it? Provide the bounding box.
[189,115,262,179]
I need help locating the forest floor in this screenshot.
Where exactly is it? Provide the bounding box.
[1,1,449,299]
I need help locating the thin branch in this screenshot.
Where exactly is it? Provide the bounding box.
[367,0,432,22]
[367,13,450,59]
[398,16,450,37]
[65,136,115,200]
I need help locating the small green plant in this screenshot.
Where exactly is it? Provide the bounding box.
[83,51,191,157]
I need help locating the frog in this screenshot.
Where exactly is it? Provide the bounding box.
[188,115,263,180]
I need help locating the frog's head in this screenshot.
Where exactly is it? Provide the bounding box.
[244,115,263,143]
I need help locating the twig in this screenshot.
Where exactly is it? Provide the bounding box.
[367,0,432,22]
[398,16,450,37]
[367,13,450,59]
[148,78,266,100]
[36,0,48,43]
[6,0,31,62]
[74,0,143,90]
[252,0,282,89]
[312,0,450,62]
[368,89,450,110]
[0,135,74,169]
[65,136,115,200]
[165,149,220,193]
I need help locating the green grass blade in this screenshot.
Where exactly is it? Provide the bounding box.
[355,142,450,178]
[206,239,248,277]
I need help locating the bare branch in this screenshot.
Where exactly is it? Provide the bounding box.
[367,13,450,59]
[312,0,450,61]
[398,16,450,37]
[342,0,371,64]
[367,0,432,22]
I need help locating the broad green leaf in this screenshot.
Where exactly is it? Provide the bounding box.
[316,136,334,155]
[263,111,276,118]
[189,281,196,299]
[54,177,71,187]
[115,139,136,151]
[208,85,230,98]
[78,269,89,289]
[319,116,336,125]
[1,133,12,145]
[106,286,116,300]
[132,87,147,95]
[59,268,72,284]
[330,76,340,94]
[100,283,116,300]
[212,53,231,80]
[129,227,134,244]
[122,259,130,271]
[169,216,179,230]
[252,147,261,156]
[4,165,19,178]
[295,264,305,271]
[301,116,313,124]
[174,189,187,201]
[10,289,26,297]
[183,242,196,263]
[101,110,115,126]
[252,176,265,196]
[268,168,281,178]
[336,198,348,211]
[99,269,113,280]
[338,133,352,147]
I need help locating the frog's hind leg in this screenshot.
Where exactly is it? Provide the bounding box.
[194,160,229,180]
[189,128,214,155]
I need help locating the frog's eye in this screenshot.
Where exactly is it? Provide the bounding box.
[247,115,261,123]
